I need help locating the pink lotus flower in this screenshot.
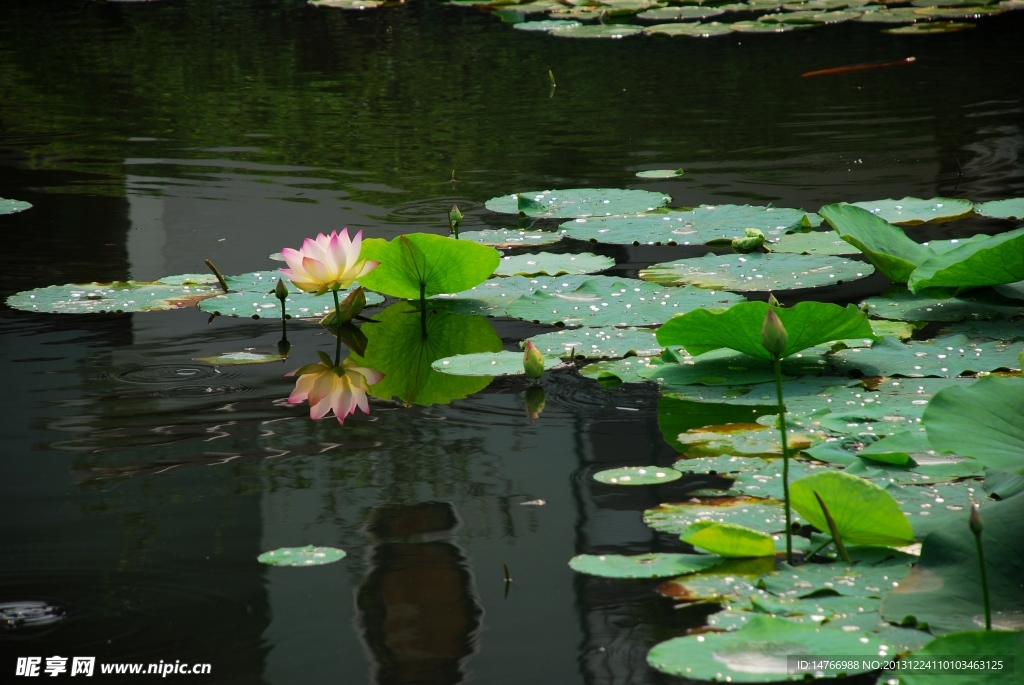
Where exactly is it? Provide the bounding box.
[287,352,384,424]
[280,229,379,295]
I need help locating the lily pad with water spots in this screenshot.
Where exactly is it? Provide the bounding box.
[760,561,912,600]
[854,6,920,21]
[635,169,685,178]
[639,252,873,291]
[431,274,573,316]
[194,351,288,365]
[309,0,383,7]
[526,326,662,359]
[729,19,805,31]
[644,21,734,36]
[883,631,1024,685]
[431,350,560,377]
[638,349,830,388]
[199,272,382,319]
[883,20,976,33]
[767,230,862,255]
[638,6,726,19]
[493,251,614,277]
[8,274,223,314]
[593,465,683,485]
[729,460,832,499]
[486,188,669,218]
[829,334,1022,378]
[511,19,582,31]
[849,197,975,225]
[560,204,819,246]
[579,356,656,383]
[861,286,1024,322]
[885,481,979,533]
[458,228,567,248]
[505,276,745,327]
[0,197,32,215]
[568,553,723,579]
[644,496,796,534]
[844,454,985,486]
[974,197,1024,221]
[658,561,773,603]
[648,614,889,681]
[257,545,347,566]
[673,455,771,475]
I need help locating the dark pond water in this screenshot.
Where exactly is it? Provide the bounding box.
[1,1,1022,683]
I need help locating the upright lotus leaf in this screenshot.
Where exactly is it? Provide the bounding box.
[884,631,1024,685]
[527,326,663,359]
[568,553,723,579]
[492,251,614,277]
[560,204,820,246]
[431,350,560,377]
[506,277,744,327]
[7,274,223,314]
[768,230,862,255]
[644,496,795,534]
[484,188,669,218]
[908,227,1024,292]
[819,203,934,282]
[656,300,875,359]
[924,376,1024,474]
[862,286,1024,322]
[829,334,1023,378]
[881,493,1024,634]
[357,233,500,300]
[0,197,32,215]
[680,520,776,557]
[789,470,915,546]
[975,198,1024,221]
[457,228,566,248]
[348,302,502,406]
[639,252,873,291]
[648,615,888,681]
[849,197,975,225]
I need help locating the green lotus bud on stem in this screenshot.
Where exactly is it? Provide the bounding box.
[761,308,788,358]
[274,278,289,302]
[449,204,463,238]
[277,337,292,358]
[523,340,545,380]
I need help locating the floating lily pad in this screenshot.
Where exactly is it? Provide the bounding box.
[512,19,582,30]
[0,197,32,215]
[848,197,974,226]
[937,320,1024,341]
[644,496,795,534]
[845,454,985,485]
[644,21,734,36]
[431,350,559,377]
[729,460,831,499]
[674,455,772,475]
[194,351,288,365]
[568,553,723,579]
[486,188,669,218]
[657,557,775,602]
[8,274,223,314]
[862,286,1024,322]
[309,0,383,7]
[505,276,745,327]
[638,6,725,19]
[593,465,683,485]
[915,6,1004,18]
[908,227,1024,293]
[884,20,976,33]
[635,169,685,178]
[198,272,383,319]
[854,7,920,22]
[560,204,820,246]
[639,350,830,388]
[761,561,912,600]
[886,481,978,532]
[974,198,1024,221]
[881,493,1024,634]
[647,615,889,681]
[768,230,862,255]
[432,274,572,316]
[758,9,828,23]
[257,545,347,566]
[730,19,804,31]
[676,421,823,458]
[458,228,567,248]
[579,356,656,383]
[639,252,873,292]
[884,631,1024,685]
[790,470,916,546]
[493,251,614,277]
[526,326,662,359]
[830,334,1022,378]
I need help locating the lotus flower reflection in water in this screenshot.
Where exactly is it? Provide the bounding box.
[280,228,379,295]
[287,352,384,424]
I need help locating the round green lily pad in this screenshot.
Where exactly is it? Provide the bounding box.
[257,545,347,566]
[579,356,656,383]
[194,351,288,365]
[493,252,614,277]
[526,326,663,359]
[569,552,723,579]
[512,19,582,31]
[830,334,1022,378]
[729,19,803,31]
[849,197,974,225]
[198,273,382,319]
[975,197,1024,221]
[638,6,725,19]
[485,188,669,218]
[550,23,646,38]
[644,496,795,535]
[6,274,222,314]
[431,350,559,376]
[593,466,683,485]
[855,7,923,21]
[673,455,771,475]
[458,228,567,248]
[0,197,32,215]
[639,252,873,291]
[861,287,1024,322]
[884,21,976,33]
[768,231,861,255]
[759,10,827,23]
[644,21,734,36]
[635,169,685,178]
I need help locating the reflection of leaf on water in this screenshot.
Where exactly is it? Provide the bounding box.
[350,302,502,406]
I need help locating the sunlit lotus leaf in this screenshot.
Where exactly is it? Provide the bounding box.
[861,286,1024,322]
[885,481,979,533]
[579,356,656,383]
[458,228,567,248]
[638,6,725,18]
[881,493,1024,634]
[568,553,723,579]
[504,0,565,11]
[914,6,1004,18]
[593,465,683,485]
[758,9,827,22]
[884,20,976,32]
[761,560,912,599]
[648,615,888,681]
[506,277,744,327]
[729,19,804,31]
[938,320,1024,341]
[547,7,607,20]
[257,545,346,566]
[872,319,917,340]
[848,197,974,225]
[493,251,614,277]
[790,470,915,546]
[559,204,819,246]
[635,169,685,178]
[643,21,734,35]
[659,396,779,452]
[359,233,499,300]
[819,203,933,282]
[767,230,862,255]
[511,19,582,30]
[854,6,921,21]
[673,455,771,475]
[486,188,669,218]
[809,9,864,22]
[644,496,796,534]
[681,521,775,557]
[431,350,560,376]
[974,197,1024,221]
[658,560,774,603]
[639,252,873,291]
[783,0,870,9]
[908,227,1024,292]
[199,272,382,319]
[194,351,287,365]
[638,349,830,388]
[349,302,502,406]
[830,334,1022,378]
[924,376,1024,475]
[8,274,223,314]
[527,326,662,359]
[676,420,824,458]
[883,631,1024,685]
[0,197,32,215]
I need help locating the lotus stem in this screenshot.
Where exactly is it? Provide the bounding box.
[204,259,229,293]
[420,282,427,340]
[333,289,342,367]
[970,503,991,630]
[814,491,851,564]
[772,356,793,565]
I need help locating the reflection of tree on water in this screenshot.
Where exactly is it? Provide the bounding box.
[357,502,483,685]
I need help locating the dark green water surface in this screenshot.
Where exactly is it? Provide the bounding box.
[1,1,1022,683]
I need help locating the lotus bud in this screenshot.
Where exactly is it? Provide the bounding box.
[525,385,546,424]
[523,340,545,379]
[449,204,463,236]
[761,308,788,358]
[274,278,289,302]
[970,502,983,536]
